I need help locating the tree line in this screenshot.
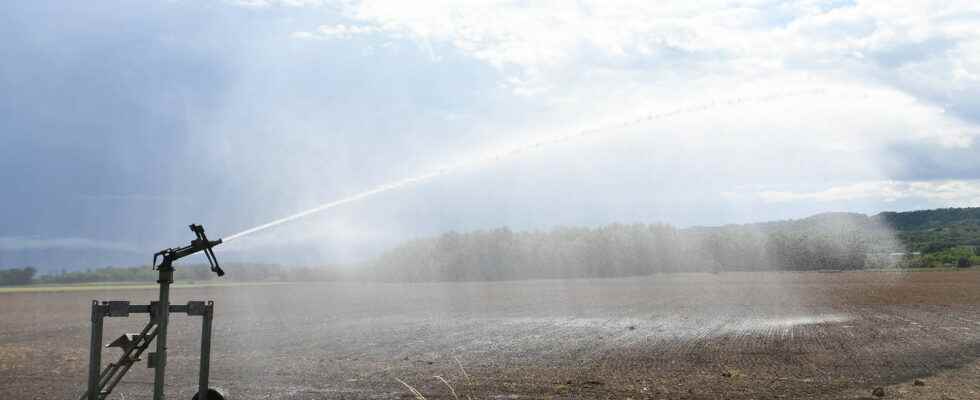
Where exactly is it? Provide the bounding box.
[360,212,903,281]
[6,208,980,285]
[0,263,341,286]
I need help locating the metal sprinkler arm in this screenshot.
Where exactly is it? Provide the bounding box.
[152,224,224,276]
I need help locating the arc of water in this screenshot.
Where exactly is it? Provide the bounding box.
[222,88,827,243]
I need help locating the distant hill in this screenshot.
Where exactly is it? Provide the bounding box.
[874,207,980,231]
[699,208,980,254]
[873,208,980,253]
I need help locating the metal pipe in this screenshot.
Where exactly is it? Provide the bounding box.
[198,301,214,400]
[153,267,173,400]
[87,301,104,400]
[96,363,117,391]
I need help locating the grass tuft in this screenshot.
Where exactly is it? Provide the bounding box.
[395,378,427,400]
[434,375,460,400]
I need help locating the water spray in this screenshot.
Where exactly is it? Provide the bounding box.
[222,88,827,244]
[83,224,226,400]
[77,88,829,400]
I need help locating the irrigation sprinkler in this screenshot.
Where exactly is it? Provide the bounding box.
[82,224,226,400]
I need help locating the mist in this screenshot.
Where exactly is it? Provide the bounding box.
[4,2,980,400]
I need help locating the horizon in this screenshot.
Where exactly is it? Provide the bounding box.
[13,205,970,272]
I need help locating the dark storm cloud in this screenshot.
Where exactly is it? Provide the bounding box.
[0,0,511,268]
[879,141,980,181]
[0,1,274,266]
[0,2,235,222]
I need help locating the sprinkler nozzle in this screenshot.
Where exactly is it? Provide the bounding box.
[152,224,225,277]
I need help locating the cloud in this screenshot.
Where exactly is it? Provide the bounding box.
[5,0,980,268]
[295,1,979,122]
[291,24,385,40]
[757,180,980,205]
[279,1,980,151]
[285,1,980,208]
[76,193,191,203]
[879,140,980,181]
[0,237,139,252]
[230,0,326,8]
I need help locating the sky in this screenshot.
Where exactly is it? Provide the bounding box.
[1,0,979,270]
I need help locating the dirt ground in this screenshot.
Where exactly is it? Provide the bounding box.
[2,270,979,399]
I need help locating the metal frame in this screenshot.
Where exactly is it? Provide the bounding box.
[83,297,215,400]
[83,224,223,400]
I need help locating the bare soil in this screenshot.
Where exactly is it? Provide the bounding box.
[2,270,979,399]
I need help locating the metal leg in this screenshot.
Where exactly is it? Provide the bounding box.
[153,268,173,400]
[198,301,214,400]
[88,301,104,400]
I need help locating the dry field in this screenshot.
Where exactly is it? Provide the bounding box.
[2,270,980,399]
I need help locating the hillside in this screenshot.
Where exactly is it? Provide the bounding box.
[874,208,980,253]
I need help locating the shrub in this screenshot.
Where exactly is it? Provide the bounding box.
[0,267,36,286]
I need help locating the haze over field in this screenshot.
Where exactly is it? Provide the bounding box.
[2,1,980,270]
[6,4,980,399]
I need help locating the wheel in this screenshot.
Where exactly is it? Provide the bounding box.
[191,388,226,400]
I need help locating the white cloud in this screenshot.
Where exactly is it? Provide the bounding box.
[230,0,326,8]
[228,1,980,233]
[294,1,978,121]
[758,180,980,205]
[291,24,384,40]
[301,1,979,181]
